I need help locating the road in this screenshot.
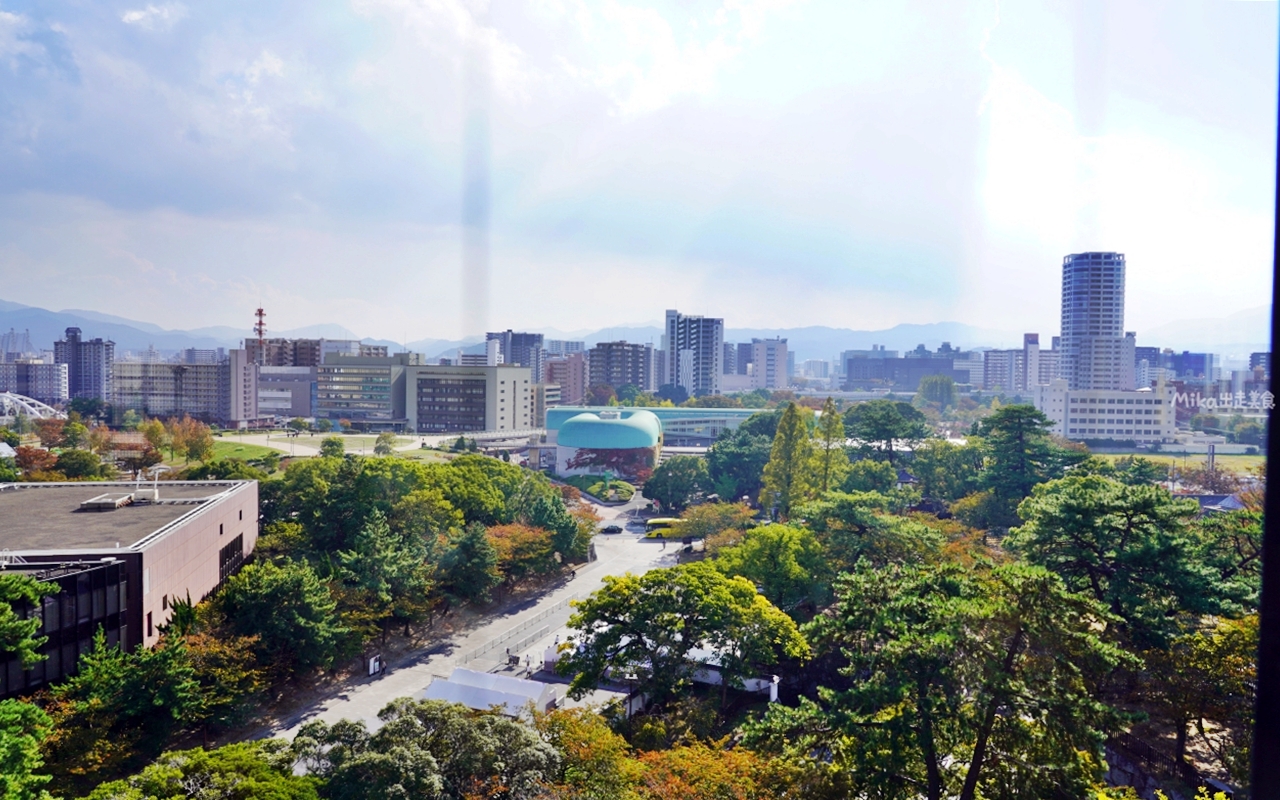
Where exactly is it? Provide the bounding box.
[260,494,672,740]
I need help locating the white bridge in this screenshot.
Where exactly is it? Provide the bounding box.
[0,392,66,420]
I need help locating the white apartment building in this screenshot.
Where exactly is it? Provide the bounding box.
[664,309,724,396]
[1032,378,1175,444]
[1059,252,1136,391]
[750,338,789,390]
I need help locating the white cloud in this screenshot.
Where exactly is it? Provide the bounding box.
[121,3,186,31]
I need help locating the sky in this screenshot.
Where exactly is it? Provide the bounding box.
[0,0,1275,342]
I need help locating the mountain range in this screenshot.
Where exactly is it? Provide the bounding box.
[0,299,1268,363]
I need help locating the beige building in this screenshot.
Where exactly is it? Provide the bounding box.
[406,364,533,434]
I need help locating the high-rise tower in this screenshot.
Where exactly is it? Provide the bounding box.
[1059,252,1132,390]
[663,310,724,396]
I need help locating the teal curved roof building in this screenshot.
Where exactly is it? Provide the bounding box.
[556,409,662,449]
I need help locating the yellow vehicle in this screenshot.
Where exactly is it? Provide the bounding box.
[643,518,680,537]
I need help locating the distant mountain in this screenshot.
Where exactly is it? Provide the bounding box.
[1138,306,1269,355]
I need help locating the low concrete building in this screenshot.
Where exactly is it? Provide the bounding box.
[1031,378,1175,444]
[1,480,258,698]
[422,667,557,717]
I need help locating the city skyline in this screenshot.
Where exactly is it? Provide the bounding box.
[0,1,1274,340]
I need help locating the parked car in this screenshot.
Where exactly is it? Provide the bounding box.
[600,524,623,534]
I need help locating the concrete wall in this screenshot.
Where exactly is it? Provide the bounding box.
[139,482,259,648]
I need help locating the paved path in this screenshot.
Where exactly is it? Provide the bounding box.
[260,496,668,740]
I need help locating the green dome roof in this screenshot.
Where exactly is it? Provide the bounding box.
[557,410,662,449]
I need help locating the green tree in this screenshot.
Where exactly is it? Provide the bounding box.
[320,436,345,458]
[1007,475,1220,645]
[294,698,560,800]
[374,431,398,456]
[0,699,55,800]
[54,448,103,479]
[812,397,850,493]
[60,420,89,449]
[340,509,434,638]
[68,397,107,420]
[672,503,757,554]
[797,491,943,570]
[917,374,957,409]
[744,561,1134,800]
[0,574,56,669]
[184,457,268,481]
[120,409,142,431]
[560,562,808,706]
[759,402,815,518]
[45,629,201,791]
[843,400,927,466]
[0,428,20,447]
[85,740,318,800]
[533,707,641,799]
[840,459,897,494]
[217,560,350,678]
[979,404,1080,526]
[707,428,772,502]
[714,524,829,616]
[911,438,985,502]
[644,455,711,513]
[439,523,502,605]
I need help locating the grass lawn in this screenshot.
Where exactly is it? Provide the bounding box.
[1094,452,1266,475]
[210,440,283,461]
[395,448,453,464]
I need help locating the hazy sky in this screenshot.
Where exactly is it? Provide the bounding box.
[0,0,1274,340]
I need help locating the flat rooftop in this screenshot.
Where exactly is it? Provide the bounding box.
[0,482,244,552]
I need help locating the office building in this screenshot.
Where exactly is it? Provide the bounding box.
[1032,379,1175,444]
[722,343,739,375]
[112,351,258,426]
[315,353,415,430]
[664,310,723,396]
[175,348,225,365]
[405,364,532,434]
[257,367,316,418]
[1059,252,1133,390]
[545,352,588,405]
[1167,351,1218,382]
[588,342,655,391]
[844,356,968,391]
[55,327,115,402]
[750,338,789,390]
[1,480,258,699]
[0,361,68,405]
[486,331,544,382]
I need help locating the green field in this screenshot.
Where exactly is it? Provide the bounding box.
[1094,452,1266,475]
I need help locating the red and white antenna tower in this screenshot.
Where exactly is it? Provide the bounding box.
[253,308,267,363]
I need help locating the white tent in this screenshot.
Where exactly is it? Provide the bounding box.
[422,667,556,716]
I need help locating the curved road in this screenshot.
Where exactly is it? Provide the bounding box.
[256,493,672,741]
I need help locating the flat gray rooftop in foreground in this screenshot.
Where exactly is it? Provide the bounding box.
[0,482,238,552]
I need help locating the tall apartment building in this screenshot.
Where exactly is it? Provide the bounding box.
[0,329,35,362]
[406,364,532,433]
[664,310,723,396]
[532,383,561,428]
[1059,252,1134,390]
[486,330,544,382]
[982,334,1050,393]
[0,361,69,405]
[545,352,588,405]
[55,327,115,402]
[113,350,258,426]
[1250,352,1271,378]
[545,340,585,357]
[588,342,655,391]
[749,338,789,390]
